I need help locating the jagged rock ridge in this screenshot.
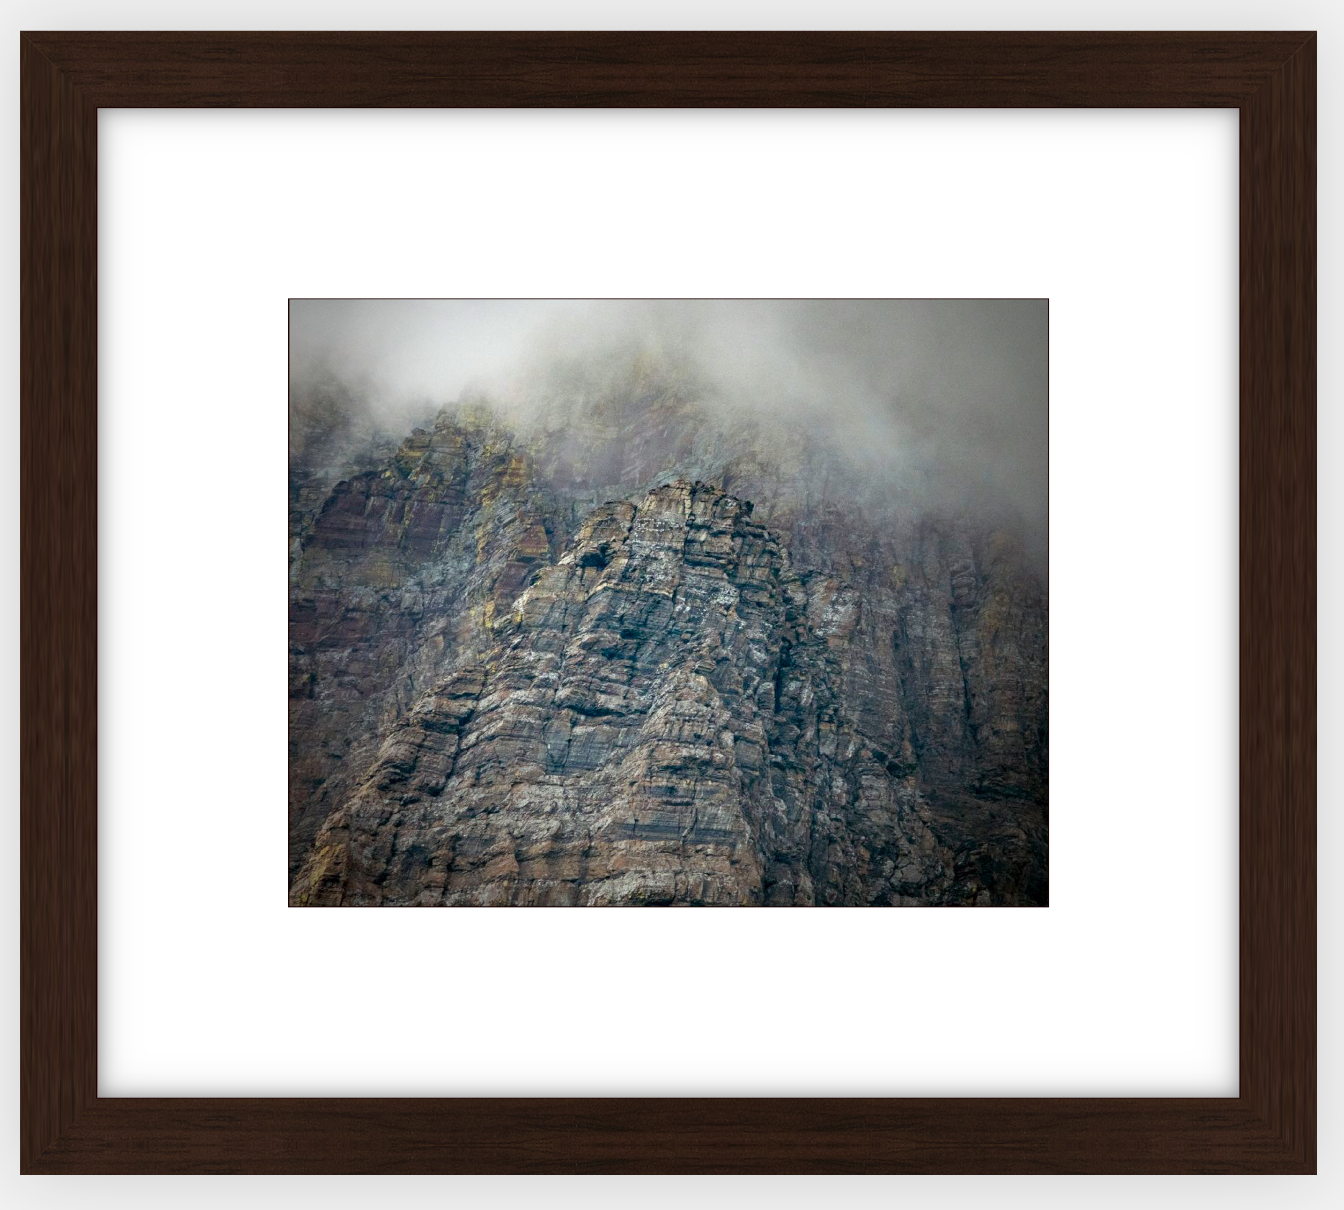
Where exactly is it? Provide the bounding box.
[288,377,1047,906]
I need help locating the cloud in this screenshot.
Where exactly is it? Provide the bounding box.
[289,298,1048,563]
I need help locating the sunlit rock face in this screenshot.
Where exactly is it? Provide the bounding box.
[288,363,1047,906]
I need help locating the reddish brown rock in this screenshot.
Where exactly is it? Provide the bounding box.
[289,371,1047,907]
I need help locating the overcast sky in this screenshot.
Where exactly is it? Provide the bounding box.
[290,298,1048,551]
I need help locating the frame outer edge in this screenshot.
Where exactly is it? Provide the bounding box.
[16,29,1319,1174]
[17,29,1324,109]
[19,33,100,1172]
[1238,33,1317,1172]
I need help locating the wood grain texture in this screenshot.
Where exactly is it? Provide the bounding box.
[18,30,1316,1174]
[1238,35,1317,1173]
[23,30,1313,108]
[19,33,99,1176]
[25,1097,1314,1175]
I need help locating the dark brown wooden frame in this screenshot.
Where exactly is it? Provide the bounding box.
[20,31,1315,1174]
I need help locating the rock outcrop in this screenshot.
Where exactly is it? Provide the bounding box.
[289,370,1048,906]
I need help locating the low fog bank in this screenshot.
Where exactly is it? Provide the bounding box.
[290,299,1048,566]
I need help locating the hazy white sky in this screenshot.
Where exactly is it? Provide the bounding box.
[290,298,1048,547]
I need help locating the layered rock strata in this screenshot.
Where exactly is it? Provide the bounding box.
[289,393,1047,906]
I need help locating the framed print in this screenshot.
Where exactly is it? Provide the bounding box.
[20,32,1315,1173]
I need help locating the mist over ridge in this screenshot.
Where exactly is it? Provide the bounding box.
[289,299,1049,571]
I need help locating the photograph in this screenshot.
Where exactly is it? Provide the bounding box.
[288,299,1048,906]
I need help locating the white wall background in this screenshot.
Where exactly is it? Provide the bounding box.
[2,1,1337,1207]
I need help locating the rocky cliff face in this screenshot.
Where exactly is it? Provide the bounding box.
[288,364,1047,906]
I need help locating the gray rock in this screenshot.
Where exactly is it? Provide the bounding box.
[289,374,1047,907]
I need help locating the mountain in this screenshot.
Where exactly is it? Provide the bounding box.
[287,353,1048,906]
